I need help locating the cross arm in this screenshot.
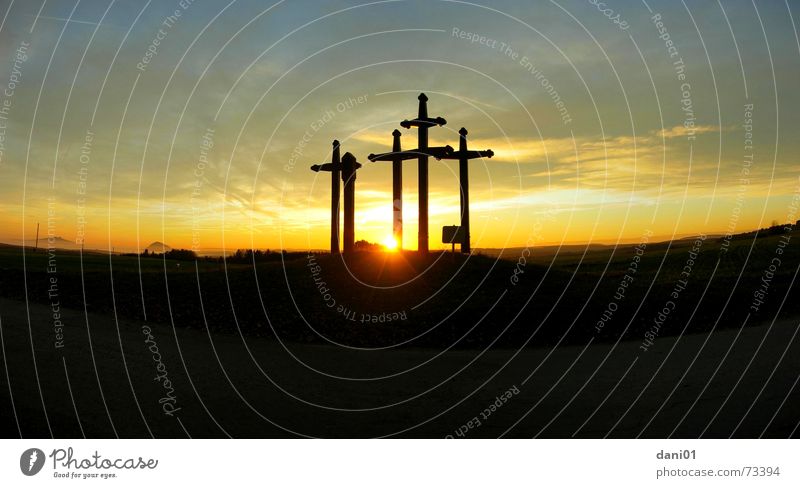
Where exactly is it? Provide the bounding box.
[367,151,419,162]
[368,145,453,162]
[439,149,494,160]
[310,162,340,172]
[400,116,447,129]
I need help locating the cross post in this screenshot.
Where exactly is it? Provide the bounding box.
[368,128,452,250]
[437,127,493,254]
[400,93,447,254]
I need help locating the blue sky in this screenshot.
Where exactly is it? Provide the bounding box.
[0,0,798,250]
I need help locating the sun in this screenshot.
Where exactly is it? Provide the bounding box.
[382,235,399,252]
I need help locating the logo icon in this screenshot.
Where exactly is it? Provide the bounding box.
[20,448,45,476]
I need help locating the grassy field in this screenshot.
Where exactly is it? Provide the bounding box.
[1,228,797,349]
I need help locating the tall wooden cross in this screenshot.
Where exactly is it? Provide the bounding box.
[400,93,447,254]
[437,127,493,254]
[368,129,452,250]
[310,141,361,254]
[310,140,341,254]
[368,130,404,248]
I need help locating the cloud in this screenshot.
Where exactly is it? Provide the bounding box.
[657,125,723,139]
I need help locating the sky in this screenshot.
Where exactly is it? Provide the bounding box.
[0,0,798,252]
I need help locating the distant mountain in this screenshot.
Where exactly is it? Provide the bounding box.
[45,236,79,248]
[144,241,172,254]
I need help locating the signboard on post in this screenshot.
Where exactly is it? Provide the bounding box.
[442,226,464,251]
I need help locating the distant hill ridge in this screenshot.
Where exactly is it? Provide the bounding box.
[144,241,172,254]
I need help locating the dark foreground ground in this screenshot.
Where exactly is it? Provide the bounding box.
[1,297,799,438]
[0,229,798,437]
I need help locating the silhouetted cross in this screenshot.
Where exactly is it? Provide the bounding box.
[368,128,452,250]
[310,141,362,254]
[398,93,448,254]
[310,140,342,254]
[437,127,493,254]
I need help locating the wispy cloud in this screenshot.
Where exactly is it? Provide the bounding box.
[657,125,722,139]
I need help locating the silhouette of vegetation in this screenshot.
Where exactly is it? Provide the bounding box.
[720,219,797,242]
[353,240,383,252]
[222,249,310,263]
[164,249,197,261]
[119,247,310,263]
[131,248,197,260]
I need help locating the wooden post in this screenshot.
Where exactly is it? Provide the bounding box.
[458,128,470,254]
[391,130,403,249]
[369,133,450,251]
[417,94,429,254]
[400,93,447,254]
[437,127,493,254]
[330,140,341,254]
[310,140,352,255]
[341,152,360,254]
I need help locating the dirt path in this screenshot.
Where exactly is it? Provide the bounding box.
[1,298,798,438]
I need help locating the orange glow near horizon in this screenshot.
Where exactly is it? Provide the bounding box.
[1,187,797,254]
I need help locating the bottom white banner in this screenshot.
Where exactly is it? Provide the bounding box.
[1,439,796,487]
